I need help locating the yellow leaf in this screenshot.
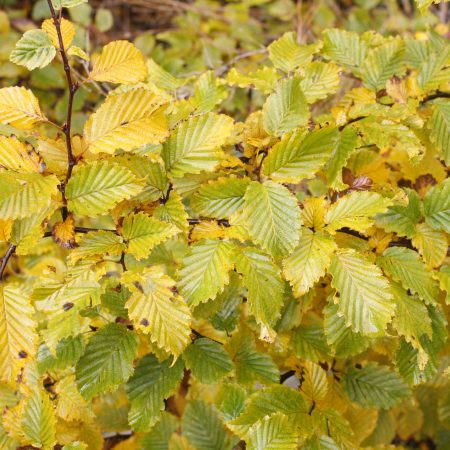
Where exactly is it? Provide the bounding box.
[412,222,448,269]
[0,136,43,172]
[89,40,147,84]
[0,87,46,129]
[0,284,37,384]
[52,215,76,249]
[42,18,75,50]
[84,88,168,154]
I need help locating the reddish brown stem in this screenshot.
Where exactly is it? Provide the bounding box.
[47,0,79,220]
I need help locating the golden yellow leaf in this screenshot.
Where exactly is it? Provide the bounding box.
[52,215,76,249]
[42,18,75,50]
[0,86,46,129]
[89,40,147,84]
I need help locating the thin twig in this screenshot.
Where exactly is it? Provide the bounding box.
[0,245,17,282]
[47,0,79,220]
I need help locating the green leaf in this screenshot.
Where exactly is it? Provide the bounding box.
[10,29,56,71]
[154,191,189,232]
[191,177,250,219]
[126,354,184,432]
[329,249,395,335]
[292,324,330,363]
[343,363,410,409]
[162,113,234,177]
[322,29,367,70]
[228,386,308,439]
[21,389,56,450]
[183,338,233,384]
[235,247,284,328]
[377,247,438,305]
[325,191,391,234]
[428,100,450,165]
[216,384,247,421]
[391,282,432,349]
[139,412,178,449]
[0,172,59,220]
[69,231,125,263]
[325,126,358,190]
[361,40,404,91]
[283,229,336,297]
[262,78,309,137]
[417,49,450,92]
[191,71,228,114]
[423,178,450,233]
[262,127,339,183]
[66,160,144,216]
[243,181,301,258]
[122,212,179,260]
[324,302,368,358]
[226,332,279,385]
[178,239,235,306]
[75,323,139,400]
[37,335,85,374]
[182,400,234,450]
[123,267,191,357]
[268,32,319,73]
[376,189,422,238]
[52,0,87,9]
[247,413,297,450]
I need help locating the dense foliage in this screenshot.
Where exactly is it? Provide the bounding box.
[0,0,449,449]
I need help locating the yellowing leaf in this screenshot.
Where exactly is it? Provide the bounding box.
[122,212,179,260]
[428,100,450,165]
[423,178,450,233]
[361,40,405,91]
[52,215,76,249]
[268,31,320,73]
[84,88,169,155]
[243,181,301,258]
[162,113,234,177]
[283,229,336,297]
[247,412,297,450]
[66,161,144,216]
[263,78,309,137]
[0,285,37,383]
[68,230,125,263]
[89,40,147,84]
[262,127,338,183]
[0,136,43,173]
[412,222,447,269]
[329,249,395,335]
[178,239,236,306]
[0,172,59,220]
[325,191,391,234]
[377,247,438,305]
[55,375,93,422]
[300,61,341,103]
[42,18,75,49]
[123,267,191,356]
[235,247,284,328]
[0,87,46,129]
[22,389,56,450]
[191,177,250,219]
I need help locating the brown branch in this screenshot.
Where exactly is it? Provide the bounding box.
[421,91,450,104]
[47,0,79,220]
[0,245,17,282]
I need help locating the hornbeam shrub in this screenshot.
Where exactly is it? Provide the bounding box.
[0,0,449,448]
